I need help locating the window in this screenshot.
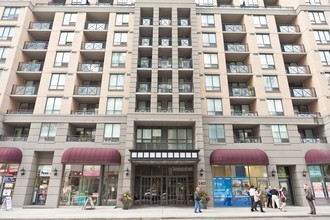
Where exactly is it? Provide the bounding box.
[319,51,330,65]
[314,30,330,44]
[198,0,213,6]
[115,14,129,26]
[324,72,330,88]
[204,53,218,68]
[0,26,14,40]
[267,99,284,116]
[263,75,279,92]
[104,124,120,142]
[309,11,326,24]
[113,32,128,46]
[111,52,126,67]
[208,124,225,143]
[63,13,77,26]
[306,0,321,5]
[106,98,123,115]
[71,0,89,4]
[2,7,20,20]
[0,69,3,78]
[240,0,258,7]
[205,75,220,91]
[118,0,133,4]
[256,34,271,48]
[271,125,289,143]
[54,51,70,67]
[39,123,57,141]
[202,33,216,47]
[253,15,267,28]
[307,165,330,198]
[201,14,215,27]
[58,32,74,45]
[49,73,66,90]
[109,74,124,90]
[0,47,9,62]
[207,98,223,115]
[45,97,62,114]
[259,54,275,68]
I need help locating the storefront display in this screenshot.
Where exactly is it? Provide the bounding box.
[0,163,19,203]
[31,165,52,205]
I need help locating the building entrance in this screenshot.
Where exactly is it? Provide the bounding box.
[134,165,194,206]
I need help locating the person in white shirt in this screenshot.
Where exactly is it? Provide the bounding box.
[249,185,258,212]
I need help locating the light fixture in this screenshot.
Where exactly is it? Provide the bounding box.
[271,169,276,177]
[200,168,204,177]
[125,168,129,176]
[20,168,25,176]
[53,168,58,176]
[302,169,307,177]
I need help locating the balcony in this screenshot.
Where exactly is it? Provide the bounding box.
[74,86,100,96]
[179,83,193,93]
[225,43,249,60]
[157,107,172,113]
[294,112,320,117]
[158,59,172,69]
[278,25,301,42]
[178,38,191,47]
[28,22,52,39]
[71,109,98,115]
[301,137,327,143]
[130,149,199,162]
[85,23,108,30]
[138,58,152,68]
[67,135,95,142]
[0,135,28,142]
[140,17,152,26]
[179,108,194,113]
[178,18,190,26]
[230,87,255,97]
[227,64,251,73]
[158,83,172,93]
[231,111,258,116]
[290,87,316,97]
[11,85,38,95]
[140,37,152,46]
[159,18,171,26]
[23,41,48,50]
[178,59,192,69]
[137,82,151,92]
[77,63,103,72]
[84,23,108,40]
[223,24,245,32]
[7,109,34,114]
[17,62,43,76]
[81,41,105,50]
[286,65,310,74]
[234,136,262,143]
[135,108,150,112]
[281,44,305,53]
[159,38,172,46]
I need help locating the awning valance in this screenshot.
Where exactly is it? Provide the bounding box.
[61,148,121,164]
[305,149,330,165]
[0,147,23,163]
[210,149,269,165]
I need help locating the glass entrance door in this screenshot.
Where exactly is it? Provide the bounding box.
[277,166,295,205]
[32,177,49,205]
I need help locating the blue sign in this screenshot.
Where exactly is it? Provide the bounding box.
[4,177,16,183]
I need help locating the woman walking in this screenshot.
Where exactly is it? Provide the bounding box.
[278,186,287,212]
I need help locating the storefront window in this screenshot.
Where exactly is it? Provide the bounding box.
[31,165,52,205]
[308,165,330,198]
[0,163,19,202]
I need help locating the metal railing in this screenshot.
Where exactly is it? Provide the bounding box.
[230,87,255,97]
[179,59,192,68]
[78,63,103,72]
[85,23,108,30]
[225,43,248,52]
[159,38,172,46]
[223,24,245,32]
[29,22,52,30]
[158,83,172,93]
[23,41,48,50]
[286,65,310,74]
[227,64,251,73]
[157,108,173,113]
[140,37,152,46]
[294,112,320,117]
[281,44,305,53]
[135,108,151,112]
[179,108,194,113]
[11,85,38,95]
[178,38,191,46]
[137,82,151,92]
[7,109,34,114]
[231,111,258,116]
[159,18,171,26]
[179,83,193,93]
[71,110,98,115]
[234,136,262,143]
[135,140,193,150]
[178,18,190,26]
[74,86,100,95]
[290,87,316,97]
[81,41,106,50]
[67,135,95,142]
[0,135,28,141]
[158,59,172,68]
[278,25,300,33]
[140,17,152,25]
[17,62,43,71]
[138,58,152,68]
[301,137,327,143]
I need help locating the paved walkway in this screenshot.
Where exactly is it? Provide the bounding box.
[1,205,330,220]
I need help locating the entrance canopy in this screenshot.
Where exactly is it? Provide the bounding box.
[210,149,269,165]
[61,147,121,164]
[305,149,330,165]
[0,147,23,163]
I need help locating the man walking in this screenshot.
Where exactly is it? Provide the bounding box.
[267,186,272,208]
[270,186,280,209]
[194,187,202,213]
[249,185,257,212]
[304,184,316,215]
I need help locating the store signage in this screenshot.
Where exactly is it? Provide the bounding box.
[312,182,325,198]
[4,177,16,183]
[83,165,100,177]
[40,170,51,177]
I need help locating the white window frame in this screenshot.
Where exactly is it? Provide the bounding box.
[253,15,268,28]
[0,26,14,40]
[271,125,289,143]
[207,98,223,115]
[109,74,124,90]
[201,14,215,27]
[256,34,271,48]
[39,123,57,141]
[309,11,326,24]
[0,47,9,62]
[104,124,121,142]
[2,7,20,20]
[260,54,275,68]
[63,13,77,26]
[267,99,284,116]
[106,97,123,115]
[263,75,279,91]
[205,75,220,91]
[240,0,258,7]
[202,33,217,47]
[59,32,74,45]
[113,32,128,46]
[319,51,330,65]
[313,30,330,44]
[115,14,129,26]
[204,53,218,68]
[111,52,126,67]
[49,73,66,90]
[306,0,321,5]
[54,51,70,67]
[45,97,62,114]
[208,124,225,143]
[324,72,330,88]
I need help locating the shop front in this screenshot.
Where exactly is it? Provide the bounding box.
[305,149,330,205]
[0,147,22,205]
[210,149,269,207]
[59,147,121,206]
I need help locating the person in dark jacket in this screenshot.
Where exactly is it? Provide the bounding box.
[266,186,273,208]
[194,187,202,213]
[304,184,316,215]
[270,187,280,209]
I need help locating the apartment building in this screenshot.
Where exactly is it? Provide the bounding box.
[0,0,329,208]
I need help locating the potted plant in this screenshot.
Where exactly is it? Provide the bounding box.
[200,190,211,209]
[118,191,132,209]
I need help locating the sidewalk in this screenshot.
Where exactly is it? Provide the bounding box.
[1,205,330,220]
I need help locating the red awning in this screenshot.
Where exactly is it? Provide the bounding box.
[210,149,269,165]
[0,147,23,163]
[61,148,121,164]
[305,149,330,165]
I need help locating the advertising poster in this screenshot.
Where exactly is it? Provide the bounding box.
[326,182,330,195]
[308,166,322,177]
[232,178,250,207]
[312,182,325,198]
[83,165,100,177]
[213,178,232,207]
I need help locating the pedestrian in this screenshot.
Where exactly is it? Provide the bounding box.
[270,186,280,209]
[249,185,258,212]
[266,186,273,208]
[304,184,316,215]
[278,186,287,212]
[253,187,265,213]
[194,187,202,213]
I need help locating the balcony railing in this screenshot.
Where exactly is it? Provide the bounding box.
[140,17,152,25]
[159,18,171,26]
[179,83,193,93]
[281,44,305,53]
[158,59,172,68]
[230,87,255,97]
[294,112,320,117]
[225,43,248,52]
[23,41,48,50]
[138,58,152,68]
[78,63,103,72]
[179,59,192,68]
[130,149,199,160]
[140,37,152,46]
[290,87,316,97]
[286,65,310,74]
[74,86,100,95]
[67,135,95,142]
[0,135,28,141]
[81,41,105,50]
[234,136,262,143]
[135,140,193,150]
[231,111,258,116]
[159,38,172,46]
[179,108,194,113]
[135,108,150,112]
[11,85,38,95]
[227,64,251,73]
[85,23,108,30]
[278,25,300,33]
[178,18,190,26]
[223,24,245,32]
[301,137,327,143]
[29,22,52,30]
[71,110,98,115]
[157,108,172,113]
[137,82,151,92]
[7,109,34,114]
[158,83,172,93]
[178,38,191,46]
[17,62,43,71]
